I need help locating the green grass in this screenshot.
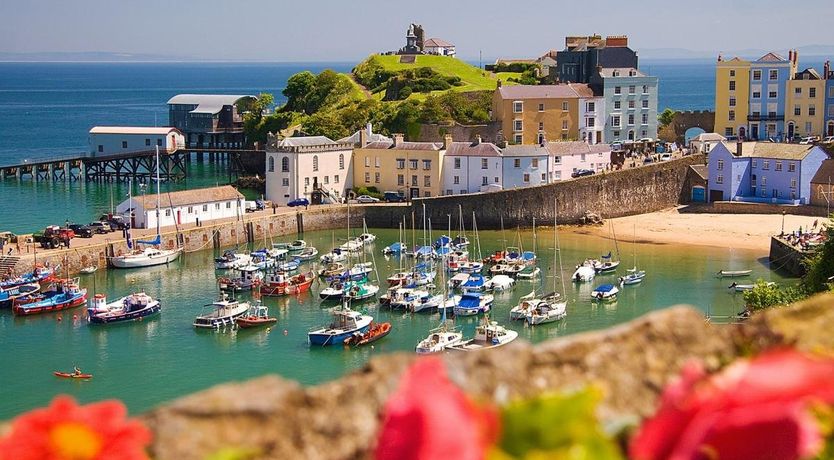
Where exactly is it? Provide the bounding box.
[368,54,505,95]
[496,72,522,84]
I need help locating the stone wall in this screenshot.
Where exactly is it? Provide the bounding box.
[658,110,716,144]
[710,201,830,217]
[769,236,811,276]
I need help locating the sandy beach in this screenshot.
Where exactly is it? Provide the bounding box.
[574,207,824,253]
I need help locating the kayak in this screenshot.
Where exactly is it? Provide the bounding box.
[53,371,93,379]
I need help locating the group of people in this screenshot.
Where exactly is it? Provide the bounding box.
[781,220,827,250]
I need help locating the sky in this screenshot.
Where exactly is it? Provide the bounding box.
[1,0,833,61]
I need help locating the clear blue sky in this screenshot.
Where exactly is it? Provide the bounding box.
[1,0,833,61]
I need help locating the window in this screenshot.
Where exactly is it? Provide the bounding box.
[282,178,289,186]
[795,105,801,116]
[187,206,193,214]
[364,172,370,183]
[761,176,767,186]
[581,153,586,162]
[628,100,635,109]
[514,159,521,168]
[809,105,816,116]
[753,91,761,99]
[453,175,460,184]
[729,97,736,107]
[614,86,621,95]
[397,174,404,186]
[538,122,544,131]
[752,70,762,81]
[614,130,620,138]
[268,156,275,172]
[642,85,649,94]
[98,145,103,152]
[226,202,231,209]
[769,69,778,80]
[454,158,461,169]
[514,134,522,144]
[282,156,289,172]
[215,203,220,210]
[612,116,621,128]
[165,209,171,216]
[541,173,546,181]
[397,158,405,169]
[717,159,724,171]
[791,178,797,188]
[532,158,539,168]
[642,99,649,109]
[716,174,724,184]
[788,163,796,172]
[795,87,802,96]
[411,175,418,186]
[145,138,151,146]
[424,191,431,197]
[364,157,370,167]
[202,204,208,212]
[730,70,736,77]
[523,173,530,182]
[806,122,813,134]
[513,101,523,113]
[614,100,621,110]
[762,160,770,170]
[642,113,648,124]
[641,130,647,137]
[562,120,568,130]
[446,189,453,195]
[423,160,431,170]
[339,154,344,170]
[481,158,488,169]
[494,177,499,183]
[587,102,595,112]
[768,91,777,98]
[810,87,817,98]
[587,118,595,127]
[752,159,757,168]
[375,172,380,183]
[157,139,163,146]
[629,85,636,94]
[729,80,736,91]
[122,141,128,149]
[375,156,380,168]
[725,127,734,136]
[538,103,544,112]
[729,110,735,121]
[513,120,523,131]
[409,159,418,170]
[554,156,561,164]
[775,161,782,171]
[424,176,430,187]
[628,114,635,125]
[562,101,569,111]
[482,176,489,186]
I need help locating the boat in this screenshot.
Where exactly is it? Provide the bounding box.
[87,292,161,324]
[249,250,276,270]
[343,321,392,347]
[0,283,40,308]
[382,242,406,255]
[619,268,647,286]
[318,262,346,278]
[275,257,301,273]
[13,279,88,316]
[458,260,484,274]
[79,266,98,274]
[319,279,346,301]
[483,250,507,265]
[572,263,596,283]
[411,293,457,314]
[483,275,515,292]
[235,301,278,328]
[296,247,319,261]
[334,262,373,281]
[516,265,541,280]
[447,317,519,351]
[510,292,542,320]
[459,274,487,292]
[448,272,470,291]
[217,265,263,292]
[356,233,376,245]
[489,263,511,275]
[591,284,619,302]
[344,278,379,301]
[308,301,373,346]
[53,371,93,380]
[0,265,56,290]
[110,147,182,269]
[260,271,315,297]
[339,239,364,253]
[729,281,776,292]
[526,294,566,325]
[451,235,470,250]
[594,253,620,273]
[193,292,250,329]
[320,248,347,264]
[717,269,752,278]
[453,291,494,317]
[434,235,451,250]
[287,240,308,253]
[214,250,251,269]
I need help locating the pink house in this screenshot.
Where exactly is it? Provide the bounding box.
[546,141,612,180]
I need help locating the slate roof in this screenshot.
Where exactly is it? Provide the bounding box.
[424,38,454,48]
[134,185,243,209]
[501,145,549,157]
[497,83,594,100]
[689,164,708,181]
[756,52,787,62]
[445,141,502,157]
[337,131,392,145]
[545,141,611,156]
[89,127,182,135]
[812,159,834,184]
[359,141,443,151]
[598,67,647,77]
[276,136,335,147]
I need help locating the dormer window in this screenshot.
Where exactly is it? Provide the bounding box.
[613,70,620,77]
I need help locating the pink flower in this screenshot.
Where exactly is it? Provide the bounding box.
[374,357,498,460]
[0,396,151,460]
[630,349,834,460]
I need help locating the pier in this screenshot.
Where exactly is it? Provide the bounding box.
[0,147,265,183]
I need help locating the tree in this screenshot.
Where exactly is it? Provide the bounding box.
[658,108,676,128]
[802,220,834,293]
[283,71,316,113]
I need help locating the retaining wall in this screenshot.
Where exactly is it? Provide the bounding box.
[711,201,830,217]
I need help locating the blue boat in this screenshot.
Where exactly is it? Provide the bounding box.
[453,291,494,317]
[308,302,373,346]
[434,235,451,249]
[276,257,302,273]
[0,266,56,290]
[460,274,486,292]
[383,242,406,255]
[87,292,161,324]
[12,280,87,316]
[0,283,40,308]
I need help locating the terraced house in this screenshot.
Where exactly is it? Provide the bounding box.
[589,67,658,143]
[786,68,826,140]
[352,134,447,199]
[748,52,796,140]
[714,57,751,138]
[825,61,834,137]
[492,83,596,144]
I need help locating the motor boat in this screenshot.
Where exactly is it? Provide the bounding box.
[87,292,161,324]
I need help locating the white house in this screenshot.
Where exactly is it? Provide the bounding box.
[579,96,606,145]
[265,134,353,205]
[501,145,551,188]
[442,137,503,195]
[115,185,244,229]
[88,127,185,157]
[423,38,456,57]
[546,141,612,180]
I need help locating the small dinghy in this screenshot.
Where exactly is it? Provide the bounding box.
[717,269,752,278]
[343,322,392,347]
[236,301,278,328]
[79,266,98,274]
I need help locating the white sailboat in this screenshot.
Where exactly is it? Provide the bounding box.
[619,220,646,286]
[111,146,182,269]
[527,200,568,325]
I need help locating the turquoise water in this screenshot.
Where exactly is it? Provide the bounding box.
[0,227,788,418]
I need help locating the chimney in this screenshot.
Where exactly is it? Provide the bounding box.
[736,141,743,157]
[474,135,482,145]
[393,133,404,147]
[717,53,723,62]
[359,127,368,147]
[793,49,798,65]
[788,50,793,62]
[825,61,831,79]
[443,133,453,150]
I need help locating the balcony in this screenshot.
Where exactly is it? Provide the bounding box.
[747,114,784,122]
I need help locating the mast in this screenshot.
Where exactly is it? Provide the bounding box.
[155,145,161,239]
[610,217,620,261]
[555,199,566,295]
[472,211,482,262]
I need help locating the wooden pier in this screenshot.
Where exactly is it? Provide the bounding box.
[0,147,264,183]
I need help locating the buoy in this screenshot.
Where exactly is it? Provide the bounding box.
[72,314,78,321]
[57,316,63,322]
[371,345,375,350]
[283,329,288,336]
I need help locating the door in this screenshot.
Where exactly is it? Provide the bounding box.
[691,186,705,203]
[709,190,724,202]
[176,210,181,225]
[751,124,759,140]
[739,126,746,140]
[787,123,795,140]
[410,188,420,199]
[828,122,834,137]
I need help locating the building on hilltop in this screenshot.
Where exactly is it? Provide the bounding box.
[423,38,456,57]
[88,127,185,157]
[442,136,502,195]
[264,134,353,205]
[115,185,244,229]
[353,134,447,199]
[706,141,829,204]
[167,94,257,148]
[556,35,638,84]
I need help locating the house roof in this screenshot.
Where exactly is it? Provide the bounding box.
[545,141,611,156]
[276,136,335,147]
[337,130,392,145]
[166,94,256,115]
[811,159,834,184]
[722,142,823,160]
[497,83,594,100]
[598,67,646,77]
[133,185,243,209]
[794,68,822,80]
[424,38,454,48]
[360,140,443,151]
[689,164,708,181]
[756,52,787,62]
[445,141,502,157]
[691,133,727,143]
[501,145,548,157]
[89,126,182,135]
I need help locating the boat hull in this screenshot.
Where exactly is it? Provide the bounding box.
[88,302,161,325]
[236,317,278,328]
[110,249,181,268]
[13,292,87,316]
[308,323,371,346]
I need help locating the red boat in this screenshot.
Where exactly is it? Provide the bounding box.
[13,279,87,316]
[483,250,507,264]
[235,302,277,329]
[53,371,93,379]
[343,322,392,347]
[260,271,314,297]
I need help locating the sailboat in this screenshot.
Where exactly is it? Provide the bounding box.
[594,218,621,273]
[619,219,646,286]
[308,298,373,346]
[527,201,568,325]
[111,146,182,268]
[516,218,541,280]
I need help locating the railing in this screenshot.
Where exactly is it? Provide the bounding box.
[747,115,785,122]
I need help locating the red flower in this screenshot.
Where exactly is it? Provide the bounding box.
[630,349,834,460]
[374,357,499,460]
[0,396,151,460]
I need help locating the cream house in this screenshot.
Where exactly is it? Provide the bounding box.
[265,134,353,205]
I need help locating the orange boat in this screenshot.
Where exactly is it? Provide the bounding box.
[343,322,392,347]
[260,271,314,297]
[54,371,93,380]
[235,302,277,329]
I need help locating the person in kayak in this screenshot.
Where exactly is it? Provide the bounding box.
[73,366,82,376]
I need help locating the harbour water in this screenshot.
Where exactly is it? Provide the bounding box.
[0,227,788,418]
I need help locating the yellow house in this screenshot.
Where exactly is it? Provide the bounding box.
[786,68,826,139]
[714,56,750,138]
[352,134,447,199]
[492,83,588,144]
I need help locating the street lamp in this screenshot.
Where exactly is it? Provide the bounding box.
[781,211,786,236]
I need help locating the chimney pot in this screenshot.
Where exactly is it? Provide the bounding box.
[443,134,453,150]
[393,133,404,147]
[474,135,482,145]
[736,141,743,157]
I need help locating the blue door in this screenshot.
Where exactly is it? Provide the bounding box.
[692,186,706,203]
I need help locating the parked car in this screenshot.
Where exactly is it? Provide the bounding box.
[571,169,595,178]
[659,153,673,161]
[98,214,129,230]
[643,157,654,164]
[88,222,112,234]
[356,195,380,203]
[68,224,93,238]
[244,201,258,213]
[254,199,266,210]
[799,136,820,145]
[287,197,309,208]
[823,136,834,144]
[383,191,407,202]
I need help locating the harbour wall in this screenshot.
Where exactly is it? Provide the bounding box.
[769,236,811,276]
[709,201,830,217]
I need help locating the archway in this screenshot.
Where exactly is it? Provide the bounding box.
[684,127,706,146]
[787,122,795,141]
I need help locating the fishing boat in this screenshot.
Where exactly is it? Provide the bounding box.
[729,281,776,292]
[0,265,56,291]
[0,283,40,307]
[217,265,262,292]
[447,317,519,351]
[483,275,515,292]
[619,268,647,286]
[193,292,250,329]
[717,269,752,278]
[53,371,93,380]
[320,248,347,264]
[296,247,319,261]
[13,279,88,316]
[308,301,373,346]
[287,240,308,253]
[591,284,619,302]
[79,266,98,275]
[383,242,406,255]
[87,292,161,324]
[453,291,494,317]
[261,270,315,297]
[235,301,278,328]
[214,250,251,269]
[343,322,392,347]
[572,262,596,283]
[111,147,182,269]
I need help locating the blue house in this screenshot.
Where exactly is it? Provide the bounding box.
[825,61,834,137]
[707,142,829,204]
[747,52,795,141]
